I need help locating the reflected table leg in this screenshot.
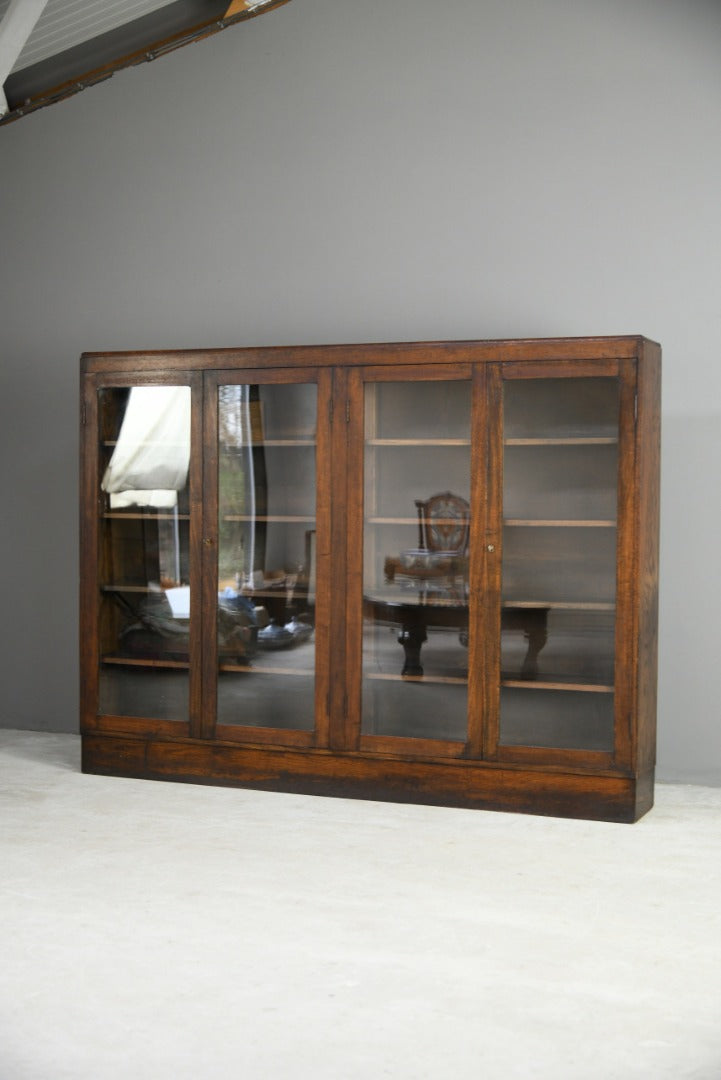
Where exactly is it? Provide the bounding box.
[501,608,549,679]
[398,620,427,677]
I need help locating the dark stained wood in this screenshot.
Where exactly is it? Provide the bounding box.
[612,360,639,772]
[466,364,488,757]
[81,337,661,822]
[215,725,315,749]
[351,361,474,382]
[331,366,355,751]
[79,376,100,733]
[80,337,652,376]
[200,371,221,739]
[632,768,655,820]
[493,743,616,771]
[188,374,205,739]
[481,363,504,759]
[95,715,190,738]
[359,735,466,760]
[501,359,621,380]
[634,340,662,778]
[312,369,334,750]
[82,731,650,822]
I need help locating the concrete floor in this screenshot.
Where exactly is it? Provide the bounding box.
[1,729,720,1080]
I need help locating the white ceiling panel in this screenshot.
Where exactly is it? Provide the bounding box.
[0,0,289,124]
[0,0,181,72]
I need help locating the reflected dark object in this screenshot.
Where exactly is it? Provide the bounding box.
[247,569,315,651]
[284,616,314,642]
[257,621,294,649]
[364,596,548,678]
[257,616,313,650]
[113,588,259,663]
[500,607,548,679]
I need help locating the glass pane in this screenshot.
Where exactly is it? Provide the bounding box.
[504,377,620,439]
[499,377,619,752]
[499,687,615,751]
[217,383,317,731]
[362,380,471,741]
[97,386,191,720]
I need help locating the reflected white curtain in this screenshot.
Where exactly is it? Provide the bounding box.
[102,386,190,509]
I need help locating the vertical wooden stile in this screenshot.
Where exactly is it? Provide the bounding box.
[612,358,638,772]
[466,363,488,758]
[634,341,661,787]
[188,372,205,739]
[312,368,333,749]
[79,369,100,732]
[331,366,357,750]
[200,371,220,739]
[481,363,504,759]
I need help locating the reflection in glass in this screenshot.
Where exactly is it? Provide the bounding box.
[499,377,619,752]
[98,386,191,720]
[500,687,615,751]
[361,380,471,741]
[216,383,317,731]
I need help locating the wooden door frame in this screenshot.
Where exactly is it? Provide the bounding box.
[483,357,634,774]
[79,370,202,738]
[202,366,332,749]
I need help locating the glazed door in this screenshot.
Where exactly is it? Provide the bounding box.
[344,364,483,756]
[203,370,331,746]
[484,359,637,769]
[82,373,203,736]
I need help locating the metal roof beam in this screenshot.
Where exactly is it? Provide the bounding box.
[0,0,51,115]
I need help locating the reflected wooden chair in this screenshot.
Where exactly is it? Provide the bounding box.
[384,491,470,602]
[376,491,548,677]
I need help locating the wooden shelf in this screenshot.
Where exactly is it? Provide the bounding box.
[504,437,618,446]
[502,601,615,611]
[222,515,316,523]
[366,438,471,447]
[103,512,190,520]
[219,663,313,676]
[502,678,614,693]
[102,584,160,593]
[247,438,316,447]
[370,517,616,527]
[103,440,188,448]
[365,672,467,686]
[102,656,189,669]
[368,516,458,526]
[504,519,616,527]
[247,586,302,597]
[367,517,414,525]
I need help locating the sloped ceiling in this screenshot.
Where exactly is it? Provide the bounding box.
[0,0,290,125]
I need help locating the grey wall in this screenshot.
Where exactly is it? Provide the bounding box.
[1,0,720,783]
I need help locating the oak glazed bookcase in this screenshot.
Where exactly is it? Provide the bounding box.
[80,336,660,822]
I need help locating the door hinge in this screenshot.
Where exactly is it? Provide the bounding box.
[81,400,87,425]
[345,400,351,424]
[329,397,334,424]
[634,391,638,423]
